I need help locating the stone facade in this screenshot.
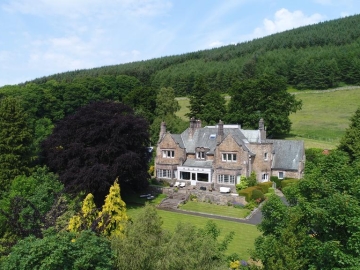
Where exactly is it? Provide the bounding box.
[155,119,305,192]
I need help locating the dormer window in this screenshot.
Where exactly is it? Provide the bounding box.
[196,151,205,159]
[162,150,174,158]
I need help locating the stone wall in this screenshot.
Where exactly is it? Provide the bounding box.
[162,187,246,206]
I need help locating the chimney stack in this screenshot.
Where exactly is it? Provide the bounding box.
[259,118,266,141]
[217,120,224,144]
[158,121,166,143]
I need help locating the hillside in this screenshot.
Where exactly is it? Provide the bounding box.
[175,87,360,149]
[23,14,360,95]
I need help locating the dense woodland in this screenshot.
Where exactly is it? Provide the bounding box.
[16,14,360,94]
[1,13,360,269]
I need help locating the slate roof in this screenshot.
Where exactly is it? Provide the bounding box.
[269,140,305,170]
[180,126,254,155]
[182,159,213,168]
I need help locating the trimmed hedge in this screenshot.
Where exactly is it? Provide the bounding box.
[252,189,265,201]
[280,178,299,189]
[257,182,273,193]
[238,186,263,202]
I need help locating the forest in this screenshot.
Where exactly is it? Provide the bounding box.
[16,13,360,95]
[0,13,360,269]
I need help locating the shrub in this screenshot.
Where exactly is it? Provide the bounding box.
[245,201,257,210]
[281,179,299,189]
[247,171,257,187]
[251,189,265,201]
[238,186,262,202]
[189,194,197,201]
[236,176,249,191]
[257,182,273,193]
[271,176,281,188]
[268,187,275,194]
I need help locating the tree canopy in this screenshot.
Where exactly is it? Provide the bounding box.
[226,74,302,137]
[0,97,34,191]
[41,101,150,203]
[253,150,360,269]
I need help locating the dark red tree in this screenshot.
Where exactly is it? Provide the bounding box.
[41,101,150,202]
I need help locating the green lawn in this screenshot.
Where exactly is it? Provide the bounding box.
[175,87,360,149]
[179,201,250,218]
[126,205,260,260]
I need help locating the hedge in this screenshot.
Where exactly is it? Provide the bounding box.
[238,186,263,202]
[257,182,273,193]
[280,178,299,189]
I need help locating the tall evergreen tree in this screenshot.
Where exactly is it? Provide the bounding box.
[338,107,360,161]
[0,97,33,191]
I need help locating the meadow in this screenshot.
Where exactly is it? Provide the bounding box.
[176,87,360,149]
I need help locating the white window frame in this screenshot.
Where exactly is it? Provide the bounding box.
[278,171,284,179]
[221,153,237,162]
[217,174,236,184]
[157,169,172,178]
[196,151,205,160]
[262,173,269,181]
[162,150,174,158]
[264,152,268,160]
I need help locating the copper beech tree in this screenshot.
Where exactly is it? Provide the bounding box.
[41,101,150,203]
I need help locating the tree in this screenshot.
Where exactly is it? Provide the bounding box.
[98,179,128,237]
[0,230,113,270]
[186,77,226,125]
[41,101,150,203]
[0,167,63,238]
[338,107,360,161]
[0,97,34,191]
[226,74,302,137]
[111,204,234,270]
[154,87,180,117]
[186,76,209,119]
[150,87,187,144]
[252,150,360,269]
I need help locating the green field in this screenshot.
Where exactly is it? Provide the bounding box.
[176,87,360,149]
[126,205,260,260]
[179,201,250,218]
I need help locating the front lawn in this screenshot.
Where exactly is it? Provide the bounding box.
[126,207,260,260]
[179,201,250,218]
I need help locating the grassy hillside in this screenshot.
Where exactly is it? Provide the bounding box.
[176,87,360,149]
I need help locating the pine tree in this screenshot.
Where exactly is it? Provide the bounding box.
[0,97,33,191]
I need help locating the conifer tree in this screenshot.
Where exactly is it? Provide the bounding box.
[98,179,128,237]
[68,180,128,237]
[0,97,33,191]
[68,193,99,233]
[338,107,360,161]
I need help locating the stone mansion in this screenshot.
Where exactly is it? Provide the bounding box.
[155,118,305,192]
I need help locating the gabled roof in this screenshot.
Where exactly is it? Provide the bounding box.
[171,134,185,148]
[269,140,304,170]
[180,125,254,155]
